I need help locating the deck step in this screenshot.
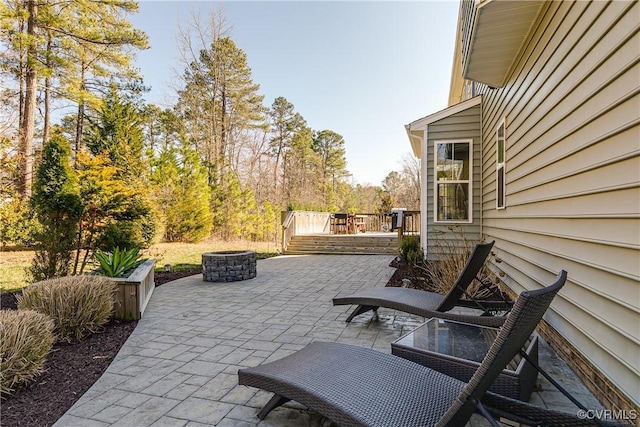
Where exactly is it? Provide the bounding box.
[284,234,399,255]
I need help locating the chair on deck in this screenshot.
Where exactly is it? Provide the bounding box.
[333,240,512,327]
[331,213,349,234]
[239,271,619,426]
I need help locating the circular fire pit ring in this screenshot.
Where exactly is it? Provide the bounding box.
[202,251,257,282]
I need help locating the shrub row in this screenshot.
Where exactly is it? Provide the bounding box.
[1,275,116,396]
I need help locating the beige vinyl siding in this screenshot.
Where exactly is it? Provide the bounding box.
[425,105,482,258]
[473,0,639,406]
[459,0,476,75]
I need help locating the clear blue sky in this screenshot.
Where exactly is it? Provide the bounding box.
[130,1,459,185]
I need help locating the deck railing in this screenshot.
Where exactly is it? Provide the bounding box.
[349,211,420,234]
[399,211,421,235]
[281,211,332,250]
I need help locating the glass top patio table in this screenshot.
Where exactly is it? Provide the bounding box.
[392,317,539,401]
[393,317,499,363]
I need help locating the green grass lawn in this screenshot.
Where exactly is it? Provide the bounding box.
[0,250,34,293]
[1,240,280,293]
[143,241,279,271]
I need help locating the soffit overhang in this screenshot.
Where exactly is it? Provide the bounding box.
[449,10,465,107]
[463,0,544,88]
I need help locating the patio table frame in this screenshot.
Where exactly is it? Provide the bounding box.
[391,317,539,401]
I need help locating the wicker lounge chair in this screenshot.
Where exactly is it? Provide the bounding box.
[333,240,512,327]
[239,271,618,426]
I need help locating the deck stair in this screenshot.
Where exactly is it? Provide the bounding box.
[284,234,399,255]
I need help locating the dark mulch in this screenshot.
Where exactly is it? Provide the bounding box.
[0,267,201,427]
[0,318,138,427]
[0,264,422,427]
[387,257,418,287]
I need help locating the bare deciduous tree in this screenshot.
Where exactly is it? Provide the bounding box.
[381,153,421,211]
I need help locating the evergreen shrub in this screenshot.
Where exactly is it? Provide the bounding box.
[0,196,39,248]
[0,309,55,396]
[399,235,423,266]
[29,133,83,281]
[84,88,158,251]
[97,199,157,251]
[18,276,115,342]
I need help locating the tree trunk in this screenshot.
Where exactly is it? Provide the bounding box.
[219,83,227,186]
[281,151,288,207]
[75,101,84,154]
[18,0,37,198]
[43,75,51,144]
[18,17,25,128]
[42,33,53,145]
[75,66,86,155]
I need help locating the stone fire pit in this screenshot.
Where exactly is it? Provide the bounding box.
[202,251,257,282]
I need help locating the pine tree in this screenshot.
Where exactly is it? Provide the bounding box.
[1,0,39,197]
[1,0,149,196]
[176,36,265,183]
[152,133,213,243]
[86,86,146,180]
[176,138,213,242]
[267,97,309,207]
[210,168,261,241]
[285,125,322,210]
[83,87,156,250]
[176,34,266,239]
[313,130,348,209]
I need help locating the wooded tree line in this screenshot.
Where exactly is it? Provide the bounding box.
[0,3,420,257]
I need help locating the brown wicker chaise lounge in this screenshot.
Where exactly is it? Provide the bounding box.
[239,271,621,426]
[333,240,512,327]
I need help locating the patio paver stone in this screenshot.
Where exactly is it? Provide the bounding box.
[53,254,604,427]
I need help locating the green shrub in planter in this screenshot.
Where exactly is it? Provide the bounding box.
[94,247,144,277]
[0,310,55,396]
[17,275,115,342]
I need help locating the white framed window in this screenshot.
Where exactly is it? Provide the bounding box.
[434,139,472,223]
[496,120,506,209]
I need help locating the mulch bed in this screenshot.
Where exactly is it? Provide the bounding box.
[0,268,200,427]
[0,262,424,427]
[387,257,421,288]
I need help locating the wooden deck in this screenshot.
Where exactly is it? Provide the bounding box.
[284,232,399,255]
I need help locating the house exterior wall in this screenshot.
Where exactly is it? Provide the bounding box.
[424,105,483,259]
[459,0,639,410]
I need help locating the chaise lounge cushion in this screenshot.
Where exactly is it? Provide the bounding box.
[239,341,466,427]
[333,241,509,327]
[239,271,579,426]
[333,286,506,327]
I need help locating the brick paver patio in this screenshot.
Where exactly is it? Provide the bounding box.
[54,254,603,427]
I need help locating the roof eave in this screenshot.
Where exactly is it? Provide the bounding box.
[405,96,482,159]
[448,1,465,106]
[462,0,545,88]
[405,125,423,158]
